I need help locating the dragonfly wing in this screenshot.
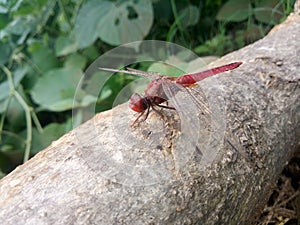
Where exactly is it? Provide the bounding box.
[127,68,161,77]
[190,79,228,166]
[161,80,202,171]
[162,79,226,171]
[98,67,161,78]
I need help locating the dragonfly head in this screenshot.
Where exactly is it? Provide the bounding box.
[129,93,149,112]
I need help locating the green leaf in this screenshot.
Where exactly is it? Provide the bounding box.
[64,53,87,70]
[14,0,48,16]
[4,17,33,36]
[28,43,61,73]
[254,0,284,25]
[148,62,183,77]
[74,0,153,47]
[31,67,82,111]
[216,0,251,22]
[194,34,232,56]
[0,0,23,14]
[78,95,99,107]
[0,14,9,29]
[31,67,97,111]
[0,42,12,65]
[55,34,78,56]
[193,44,211,56]
[30,121,72,154]
[81,45,99,61]
[179,5,199,28]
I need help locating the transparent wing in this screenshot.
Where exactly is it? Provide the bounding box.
[98,67,161,78]
[188,81,227,161]
[162,78,226,171]
[161,80,201,171]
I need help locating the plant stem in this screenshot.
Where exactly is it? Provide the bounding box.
[168,0,185,42]
[14,92,32,162]
[1,66,33,162]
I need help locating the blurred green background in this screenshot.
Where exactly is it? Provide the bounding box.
[0,0,295,177]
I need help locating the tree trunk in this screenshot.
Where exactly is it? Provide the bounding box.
[0,6,299,225]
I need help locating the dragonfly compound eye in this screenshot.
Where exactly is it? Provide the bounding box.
[129,93,148,112]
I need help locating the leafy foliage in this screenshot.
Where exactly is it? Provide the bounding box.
[0,0,295,176]
[74,0,153,47]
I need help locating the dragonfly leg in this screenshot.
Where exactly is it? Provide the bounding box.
[154,102,175,110]
[151,105,166,121]
[131,102,174,127]
[131,109,145,127]
[130,106,151,127]
[141,105,151,122]
[151,103,175,124]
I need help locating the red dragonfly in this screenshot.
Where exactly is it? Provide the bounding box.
[99,61,242,125]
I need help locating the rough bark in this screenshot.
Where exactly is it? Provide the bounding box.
[0,8,300,225]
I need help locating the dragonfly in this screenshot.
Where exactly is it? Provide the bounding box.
[99,61,242,125]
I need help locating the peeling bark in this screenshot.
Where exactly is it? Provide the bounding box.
[0,8,299,225]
